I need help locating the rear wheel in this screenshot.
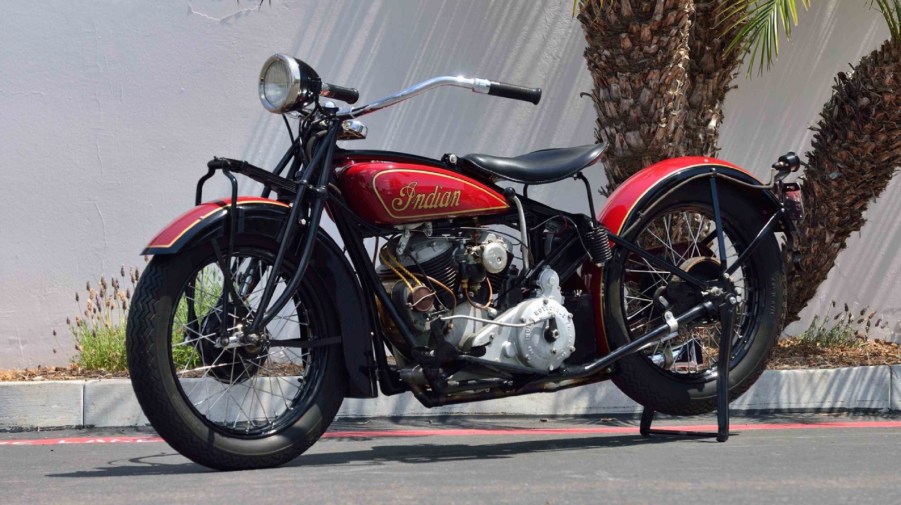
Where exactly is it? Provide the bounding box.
[604,185,784,415]
[126,234,345,470]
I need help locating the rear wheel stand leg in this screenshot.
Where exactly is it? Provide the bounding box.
[714,296,736,442]
[639,296,736,442]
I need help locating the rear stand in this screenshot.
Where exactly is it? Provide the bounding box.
[639,300,736,443]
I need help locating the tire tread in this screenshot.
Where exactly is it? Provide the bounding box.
[126,241,344,471]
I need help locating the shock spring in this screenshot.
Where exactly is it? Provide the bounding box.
[585,224,612,266]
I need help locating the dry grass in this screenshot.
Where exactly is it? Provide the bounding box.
[0,362,308,382]
[67,265,143,372]
[0,364,129,382]
[767,301,901,369]
[769,338,901,370]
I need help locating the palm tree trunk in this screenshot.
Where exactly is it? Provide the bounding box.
[579,0,746,193]
[578,0,694,194]
[682,0,745,158]
[785,39,901,323]
[580,1,901,327]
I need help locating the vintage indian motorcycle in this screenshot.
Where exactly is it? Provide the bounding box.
[126,54,804,470]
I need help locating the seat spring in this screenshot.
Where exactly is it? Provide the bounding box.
[586,225,612,265]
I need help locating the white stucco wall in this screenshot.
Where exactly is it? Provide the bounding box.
[0,0,893,368]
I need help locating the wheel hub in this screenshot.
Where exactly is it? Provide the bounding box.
[665,256,721,315]
[198,306,270,383]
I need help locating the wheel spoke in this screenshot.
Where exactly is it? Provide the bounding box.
[619,205,757,377]
[158,249,325,437]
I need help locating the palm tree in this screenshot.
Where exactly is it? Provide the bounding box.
[710,0,901,323]
[773,2,901,322]
[578,0,747,195]
[578,0,691,194]
[577,0,901,324]
[682,1,749,158]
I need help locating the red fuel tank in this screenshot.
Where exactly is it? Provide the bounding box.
[337,161,510,225]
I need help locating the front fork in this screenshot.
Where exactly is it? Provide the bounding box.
[191,120,343,340]
[245,122,341,335]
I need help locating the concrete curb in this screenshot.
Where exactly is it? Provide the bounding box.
[0,366,896,430]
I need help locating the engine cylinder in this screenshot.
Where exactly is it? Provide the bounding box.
[376,237,457,290]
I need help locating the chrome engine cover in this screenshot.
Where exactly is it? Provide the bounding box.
[456,267,575,373]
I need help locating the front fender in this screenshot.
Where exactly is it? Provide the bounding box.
[143,197,378,398]
[143,197,290,255]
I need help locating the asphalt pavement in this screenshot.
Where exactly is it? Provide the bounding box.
[1,413,900,505]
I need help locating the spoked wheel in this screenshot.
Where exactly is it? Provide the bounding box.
[126,235,345,470]
[604,185,785,416]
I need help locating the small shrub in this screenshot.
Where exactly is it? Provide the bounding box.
[67,261,222,373]
[798,301,888,348]
[68,265,141,372]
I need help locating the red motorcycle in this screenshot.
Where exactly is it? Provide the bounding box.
[126,54,803,470]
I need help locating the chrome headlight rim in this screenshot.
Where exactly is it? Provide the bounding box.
[259,54,305,114]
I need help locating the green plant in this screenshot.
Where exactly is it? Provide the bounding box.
[797,301,889,348]
[67,262,224,372]
[169,270,227,371]
[721,0,901,74]
[68,266,141,371]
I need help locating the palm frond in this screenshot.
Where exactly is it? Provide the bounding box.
[720,0,812,77]
[870,0,901,40]
[573,0,605,17]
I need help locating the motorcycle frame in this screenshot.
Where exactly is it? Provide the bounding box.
[192,115,794,407]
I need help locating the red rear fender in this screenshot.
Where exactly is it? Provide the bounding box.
[591,156,766,355]
[598,156,753,235]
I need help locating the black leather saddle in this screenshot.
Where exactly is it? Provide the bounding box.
[457,143,606,184]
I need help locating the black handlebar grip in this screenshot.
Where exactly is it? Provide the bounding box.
[320,82,360,105]
[487,81,542,105]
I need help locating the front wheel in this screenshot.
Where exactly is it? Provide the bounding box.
[604,184,785,416]
[126,234,345,470]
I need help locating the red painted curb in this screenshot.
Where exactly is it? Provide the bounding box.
[2,421,899,447]
[0,436,163,446]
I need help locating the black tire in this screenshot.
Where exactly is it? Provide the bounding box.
[604,183,785,416]
[126,234,345,470]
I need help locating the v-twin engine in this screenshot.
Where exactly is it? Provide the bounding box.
[378,233,576,374]
[446,267,576,372]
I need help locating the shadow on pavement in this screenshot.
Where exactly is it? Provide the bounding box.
[46,453,210,478]
[291,433,724,467]
[46,429,726,478]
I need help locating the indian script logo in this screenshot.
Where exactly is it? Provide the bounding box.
[390,182,462,213]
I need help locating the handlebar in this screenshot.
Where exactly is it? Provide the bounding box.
[485,81,541,105]
[320,82,360,105]
[336,75,541,120]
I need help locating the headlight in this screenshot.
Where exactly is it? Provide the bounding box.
[258,54,321,113]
